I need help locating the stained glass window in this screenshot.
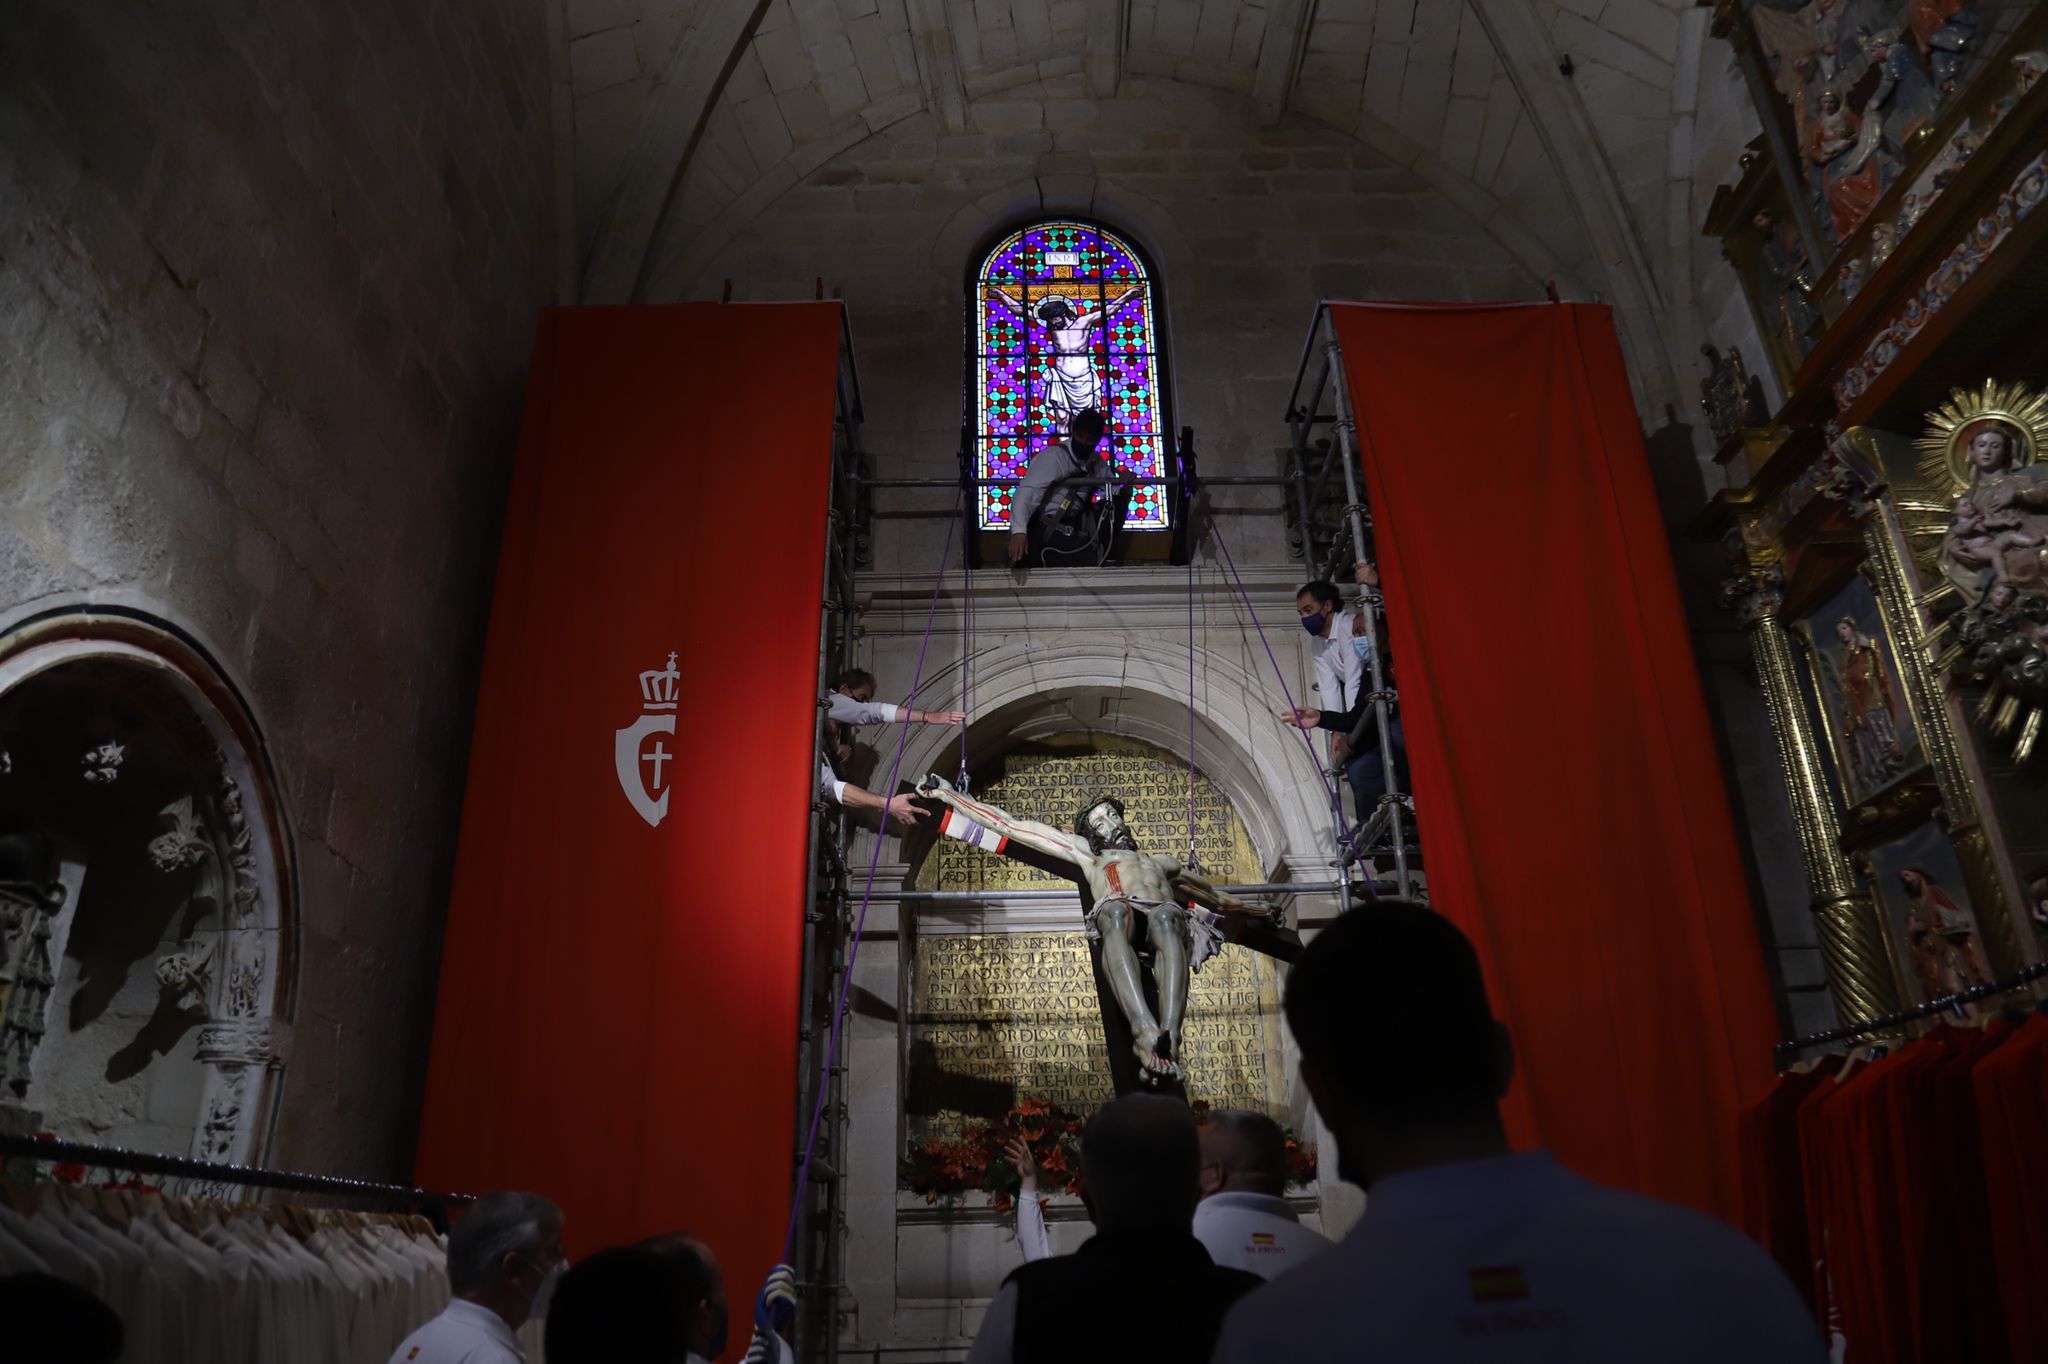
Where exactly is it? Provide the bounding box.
[972,221,1169,531]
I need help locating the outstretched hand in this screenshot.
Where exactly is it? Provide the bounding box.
[1003,1132,1039,1193]
[884,793,929,827]
[923,710,968,727]
[1277,707,1322,729]
[755,1262,797,1332]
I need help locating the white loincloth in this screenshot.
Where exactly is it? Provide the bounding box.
[1083,896,1225,973]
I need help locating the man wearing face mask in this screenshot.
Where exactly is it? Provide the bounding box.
[388,1191,565,1364]
[1281,566,1407,833]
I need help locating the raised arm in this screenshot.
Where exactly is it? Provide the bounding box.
[919,773,1089,866]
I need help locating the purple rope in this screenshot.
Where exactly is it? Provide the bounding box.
[783,494,961,1260]
[1187,549,1197,861]
[959,507,972,786]
[1207,520,1373,899]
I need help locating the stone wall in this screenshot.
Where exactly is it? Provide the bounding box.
[0,2,558,1178]
[666,77,1543,573]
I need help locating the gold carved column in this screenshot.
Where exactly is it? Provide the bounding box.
[1858,501,2028,979]
[1725,562,1904,1027]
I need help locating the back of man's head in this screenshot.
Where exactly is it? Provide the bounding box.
[1070,408,1106,441]
[1284,902,1508,1135]
[1081,1093,1202,1233]
[447,1191,562,1298]
[1200,1109,1291,1197]
[545,1245,698,1363]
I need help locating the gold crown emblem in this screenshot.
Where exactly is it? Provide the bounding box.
[639,652,680,710]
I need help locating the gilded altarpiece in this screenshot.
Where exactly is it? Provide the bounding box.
[1704,0,2048,1031]
[904,736,1285,1144]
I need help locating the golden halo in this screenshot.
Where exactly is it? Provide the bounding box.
[1914,379,2048,493]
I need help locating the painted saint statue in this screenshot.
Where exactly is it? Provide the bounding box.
[917,773,1274,1085]
[1834,617,1906,791]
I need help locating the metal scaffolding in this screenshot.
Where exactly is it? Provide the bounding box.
[788,301,1421,1361]
[1284,303,1420,900]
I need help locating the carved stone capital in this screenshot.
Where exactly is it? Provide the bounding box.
[1720,562,1786,625]
[194,1017,274,1069]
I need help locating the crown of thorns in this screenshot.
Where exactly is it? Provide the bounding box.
[1073,793,1126,836]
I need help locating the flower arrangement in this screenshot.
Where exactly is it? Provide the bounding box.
[898,1096,1318,1208]
[900,1096,1083,1213]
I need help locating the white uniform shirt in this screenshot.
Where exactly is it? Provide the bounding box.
[827,693,901,727]
[388,1299,524,1364]
[1014,1192,1052,1263]
[1213,1151,1827,1364]
[1309,607,1364,716]
[1193,1191,1331,1279]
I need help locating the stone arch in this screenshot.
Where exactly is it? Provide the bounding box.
[0,606,296,1172]
[884,634,1333,878]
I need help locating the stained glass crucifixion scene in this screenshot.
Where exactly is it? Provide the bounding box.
[974,220,1169,532]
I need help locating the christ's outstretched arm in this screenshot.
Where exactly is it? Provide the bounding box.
[1071,285,1143,331]
[986,286,1030,322]
[918,773,1088,867]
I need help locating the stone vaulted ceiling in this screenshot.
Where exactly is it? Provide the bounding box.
[557,0,1715,410]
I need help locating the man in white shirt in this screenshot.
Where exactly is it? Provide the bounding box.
[1212,904,1826,1364]
[1194,1109,1331,1278]
[815,666,956,830]
[388,1191,564,1364]
[1006,409,1129,567]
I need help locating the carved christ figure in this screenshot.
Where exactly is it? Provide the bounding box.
[917,773,1269,1083]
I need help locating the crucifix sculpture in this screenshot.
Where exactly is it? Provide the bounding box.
[917,774,1285,1090]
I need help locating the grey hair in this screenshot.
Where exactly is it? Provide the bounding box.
[448,1191,562,1295]
[1202,1109,1290,1191]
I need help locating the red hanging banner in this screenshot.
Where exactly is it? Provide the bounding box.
[1329,301,1779,1221]
[415,304,843,1322]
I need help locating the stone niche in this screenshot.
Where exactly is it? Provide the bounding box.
[890,734,1303,1320]
[0,611,292,1172]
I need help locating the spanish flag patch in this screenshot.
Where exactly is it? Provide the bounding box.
[1250,1232,1275,1246]
[1467,1266,1530,1302]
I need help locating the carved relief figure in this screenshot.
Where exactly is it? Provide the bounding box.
[1753,211,1823,364]
[0,833,66,1099]
[1806,87,1892,239]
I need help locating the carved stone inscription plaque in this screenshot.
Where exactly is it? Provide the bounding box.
[915,734,1262,890]
[908,930,1285,1141]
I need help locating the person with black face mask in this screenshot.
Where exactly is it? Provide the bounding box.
[387,1191,565,1364]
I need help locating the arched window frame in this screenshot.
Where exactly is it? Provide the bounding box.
[965,218,1174,532]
